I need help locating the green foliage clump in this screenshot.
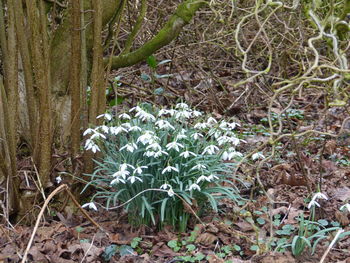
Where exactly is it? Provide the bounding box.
[83,103,245,230]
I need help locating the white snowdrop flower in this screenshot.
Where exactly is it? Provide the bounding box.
[112,169,130,179]
[252,152,265,161]
[191,164,207,171]
[207,117,217,125]
[340,203,350,213]
[222,151,243,161]
[196,175,211,183]
[120,142,138,152]
[230,137,240,146]
[175,103,189,109]
[146,142,162,151]
[207,174,219,181]
[162,166,179,174]
[219,121,228,130]
[191,132,203,140]
[120,163,135,171]
[134,166,148,175]
[144,151,155,157]
[128,175,143,184]
[155,120,175,130]
[217,135,230,146]
[227,122,240,129]
[202,145,219,155]
[196,174,218,184]
[194,122,208,130]
[90,132,106,140]
[308,192,328,209]
[83,128,94,136]
[119,113,131,120]
[222,151,230,161]
[110,176,126,185]
[55,176,62,184]
[176,133,187,140]
[129,106,142,112]
[167,188,175,197]
[180,150,197,158]
[121,123,131,129]
[135,110,156,122]
[175,110,192,119]
[109,126,128,135]
[129,126,142,132]
[160,183,171,190]
[166,141,184,152]
[82,202,98,211]
[191,110,202,117]
[158,109,169,117]
[97,113,112,121]
[188,183,201,191]
[98,125,109,133]
[84,139,100,153]
[137,131,156,145]
[153,150,168,158]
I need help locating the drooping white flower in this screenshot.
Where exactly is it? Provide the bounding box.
[133,166,148,175]
[222,151,243,160]
[160,184,174,197]
[135,109,156,122]
[55,176,62,184]
[252,152,265,161]
[84,139,100,153]
[98,125,109,133]
[155,120,175,130]
[190,164,207,171]
[146,142,162,151]
[129,106,142,113]
[158,109,176,117]
[180,150,197,158]
[121,123,131,129]
[175,110,191,119]
[308,192,328,209]
[188,183,201,191]
[191,132,203,140]
[175,103,190,110]
[112,169,130,179]
[119,113,131,120]
[153,150,169,158]
[97,113,112,121]
[340,203,350,213]
[207,117,217,125]
[82,202,98,211]
[166,141,184,152]
[129,126,142,132]
[120,142,138,152]
[191,110,202,117]
[160,183,171,190]
[83,128,94,136]
[128,175,143,184]
[137,131,156,145]
[110,176,126,185]
[162,166,179,174]
[196,175,211,183]
[194,122,208,130]
[202,145,219,155]
[109,126,128,135]
[176,133,187,140]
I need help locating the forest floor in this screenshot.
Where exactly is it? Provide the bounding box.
[1,67,350,262]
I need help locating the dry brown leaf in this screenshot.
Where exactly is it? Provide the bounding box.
[207,253,225,263]
[332,187,350,202]
[195,232,217,246]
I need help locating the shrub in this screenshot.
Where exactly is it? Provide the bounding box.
[83,102,245,230]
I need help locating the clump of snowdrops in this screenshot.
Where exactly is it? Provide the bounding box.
[83,102,245,230]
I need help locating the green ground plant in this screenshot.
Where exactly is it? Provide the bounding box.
[82,103,245,230]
